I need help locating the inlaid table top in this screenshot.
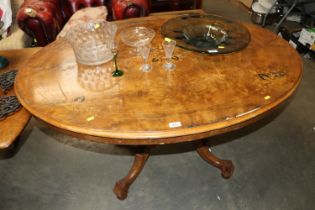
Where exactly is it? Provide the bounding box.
[14,14,302,145]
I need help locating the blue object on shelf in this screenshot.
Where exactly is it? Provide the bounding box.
[0,56,9,69]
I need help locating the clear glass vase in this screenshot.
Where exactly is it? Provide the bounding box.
[66,21,117,66]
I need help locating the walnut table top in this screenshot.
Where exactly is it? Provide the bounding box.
[15,15,302,145]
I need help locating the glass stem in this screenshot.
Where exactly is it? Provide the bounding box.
[167,57,172,64]
[114,53,118,71]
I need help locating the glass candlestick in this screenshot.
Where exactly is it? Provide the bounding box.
[138,45,151,72]
[162,38,176,71]
[110,42,124,77]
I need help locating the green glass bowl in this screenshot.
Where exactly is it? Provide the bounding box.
[183,24,228,48]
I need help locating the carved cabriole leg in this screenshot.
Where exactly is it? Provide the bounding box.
[113,146,151,200]
[193,140,234,179]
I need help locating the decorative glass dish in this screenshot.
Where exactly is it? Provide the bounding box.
[120,26,156,48]
[161,14,250,54]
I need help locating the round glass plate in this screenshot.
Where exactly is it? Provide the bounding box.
[161,14,250,54]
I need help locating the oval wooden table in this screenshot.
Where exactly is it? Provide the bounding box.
[15,15,302,200]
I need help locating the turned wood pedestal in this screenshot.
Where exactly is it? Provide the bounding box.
[113,141,234,200]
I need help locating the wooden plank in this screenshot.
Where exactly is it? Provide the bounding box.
[0,48,41,149]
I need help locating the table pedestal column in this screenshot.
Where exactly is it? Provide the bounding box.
[193,139,234,179]
[113,146,151,200]
[113,140,234,200]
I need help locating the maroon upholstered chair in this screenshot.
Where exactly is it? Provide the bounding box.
[17,0,150,46]
[150,0,202,12]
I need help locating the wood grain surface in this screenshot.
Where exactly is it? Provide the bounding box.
[0,48,40,149]
[14,15,302,145]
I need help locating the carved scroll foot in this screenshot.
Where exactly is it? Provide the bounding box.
[113,146,151,200]
[193,140,234,179]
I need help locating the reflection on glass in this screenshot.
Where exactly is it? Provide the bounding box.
[183,24,227,49]
[162,39,176,71]
[77,63,117,91]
